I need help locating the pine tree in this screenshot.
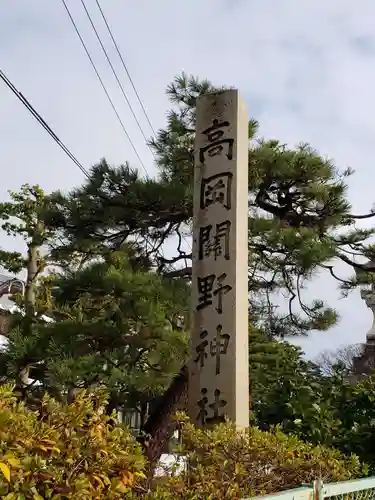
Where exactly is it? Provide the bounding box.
[1,244,189,416]
[0,184,56,395]
[26,74,375,461]
[45,74,375,335]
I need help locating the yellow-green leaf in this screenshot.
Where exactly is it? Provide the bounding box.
[6,458,20,468]
[0,462,11,482]
[4,493,17,500]
[135,471,146,479]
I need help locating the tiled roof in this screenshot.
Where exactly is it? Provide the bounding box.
[0,274,25,296]
[0,274,52,322]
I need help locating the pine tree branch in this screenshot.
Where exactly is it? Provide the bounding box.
[159,253,192,266]
[164,266,192,278]
[338,252,375,271]
[319,264,352,285]
[348,211,375,220]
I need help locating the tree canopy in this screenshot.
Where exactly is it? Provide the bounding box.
[43,73,375,336]
[1,72,375,469]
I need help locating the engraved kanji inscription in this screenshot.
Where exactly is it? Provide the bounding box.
[194,330,209,368]
[214,273,232,314]
[197,388,209,425]
[207,389,227,424]
[210,325,230,375]
[196,274,215,310]
[199,220,231,261]
[196,273,232,313]
[199,119,234,163]
[196,388,227,425]
[194,325,230,375]
[200,173,233,211]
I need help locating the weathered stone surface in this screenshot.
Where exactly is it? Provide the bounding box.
[189,90,249,429]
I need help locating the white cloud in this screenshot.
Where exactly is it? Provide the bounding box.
[1,0,375,356]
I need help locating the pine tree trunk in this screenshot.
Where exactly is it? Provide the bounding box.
[139,365,188,471]
[106,396,118,416]
[67,387,80,404]
[17,242,39,396]
[25,244,38,327]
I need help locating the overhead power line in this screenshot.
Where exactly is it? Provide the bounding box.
[62,0,192,253]
[0,67,90,179]
[0,67,190,260]
[91,1,192,253]
[0,67,168,261]
[61,0,149,177]
[80,0,155,158]
[94,0,156,137]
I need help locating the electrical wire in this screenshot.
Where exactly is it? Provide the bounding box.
[90,1,192,253]
[0,68,174,262]
[92,0,193,253]
[0,68,90,179]
[71,1,192,252]
[94,0,156,137]
[61,0,149,177]
[80,0,155,159]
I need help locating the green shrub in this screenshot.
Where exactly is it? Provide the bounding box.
[0,384,145,499]
[142,413,366,500]
[0,385,366,500]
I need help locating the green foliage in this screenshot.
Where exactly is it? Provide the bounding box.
[334,374,375,470]
[0,184,54,274]
[1,246,189,411]
[249,328,345,446]
[0,384,145,499]
[140,414,366,500]
[43,74,375,335]
[250,329,320,424]
[0,383,366,500]
[249,333,375,470]
[0,183,60,392]
[0,184,47,240]
[3,73,375,481]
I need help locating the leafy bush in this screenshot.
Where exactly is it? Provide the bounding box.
[142,414,366,500]
[336,374,375,470]
[0,386,366,500]
[0,384,145,499]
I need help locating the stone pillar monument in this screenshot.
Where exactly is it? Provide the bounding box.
[352,263,375,378]
[188,90,249,429]
[361,286,375,345]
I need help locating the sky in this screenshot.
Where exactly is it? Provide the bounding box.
[1,0,375,358]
